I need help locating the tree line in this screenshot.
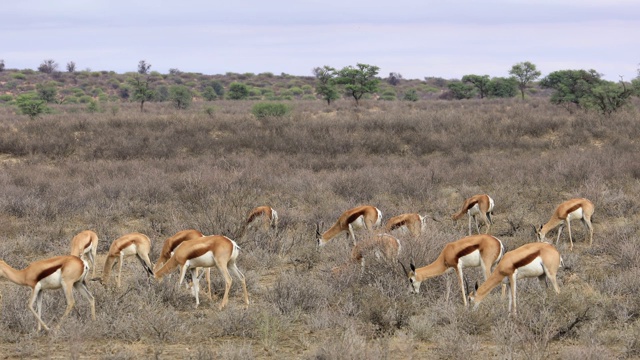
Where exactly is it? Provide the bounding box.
[2,58,640,119]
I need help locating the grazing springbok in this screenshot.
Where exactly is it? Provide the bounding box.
[332,233,401,275]
[101,232,154,287]
[242,206,279,234]
[69,230,99,277]
[316,205,382,247]
[385,213,427,237]
[401,234,504,306]
[155,235,249,309]
[535,198,594,251]
[452,194,495,235]
[468,242,562,316]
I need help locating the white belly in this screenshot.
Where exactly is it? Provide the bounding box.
[350,215,366,230]
[468,204,482,216]
[39,269,63,290]
[515,257,545,279]
[120,243,138,257]
[566,208,584,221]
[185,251,216,269]
[459,249,482,268]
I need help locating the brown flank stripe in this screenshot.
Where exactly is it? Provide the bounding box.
[247,210,264,223]
[170,239,188,252]
[37,264,63,282]
[562,203,582,219]
[456,244,480,258]
[116,240,135,252]
[513,250,541,269]
[389,219,407,231]
[186,245,211,259]
[465,199,479,210]
[346,211,365,224]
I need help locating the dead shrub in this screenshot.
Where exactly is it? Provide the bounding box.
[266,272,329,314]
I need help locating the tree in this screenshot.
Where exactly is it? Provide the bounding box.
[583,79,634,116]
[447,82,476,100]
[462,74,491,99]
[0,59,5,72]
[335,63,380,105]
[509,61,541,100]
[66,61,76,73]
[211,81,225,99]
[169,85,192,109]
[312,66,340,105]
[539,69,603,112]
[227,82,249,100]
[129,75,156,112]
[169,68,181,75]
[138,60,151,74]
[36,83,58,103]
[16,93,48,119]
[387,72,403,86]
[487,77,518,98]
[38,59,58,74]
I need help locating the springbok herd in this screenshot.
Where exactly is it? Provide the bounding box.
[0,195,594,331]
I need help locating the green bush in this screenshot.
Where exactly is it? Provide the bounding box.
[15,93,49,119]
[403,89,419,101]
[251,102,291,118]
[380,89,397,101]
[227,82,249,100]
[12,73,26,80]
[0,94,13,102]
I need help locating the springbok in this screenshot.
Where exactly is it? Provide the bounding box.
[316,205,382,247]
[452,194,494,235]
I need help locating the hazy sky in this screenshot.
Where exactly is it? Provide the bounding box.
[3,0,639,81]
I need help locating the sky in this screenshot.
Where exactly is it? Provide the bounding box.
[3,0,639,81]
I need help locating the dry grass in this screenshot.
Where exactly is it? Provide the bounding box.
[0,98,639,358]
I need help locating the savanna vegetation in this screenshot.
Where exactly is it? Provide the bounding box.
[0,61,640,359]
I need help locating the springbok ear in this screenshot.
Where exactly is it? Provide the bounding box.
[474,281,479,291]
[410,262,416,272]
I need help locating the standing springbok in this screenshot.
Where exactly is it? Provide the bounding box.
[101,232,154,287]
[452,194,494,235]
[468,242,562,316]
[316,205,382,247]
[0,255,96,331]
[535,198,594,251]
[401,234,504,306]
[69,230,99,277]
